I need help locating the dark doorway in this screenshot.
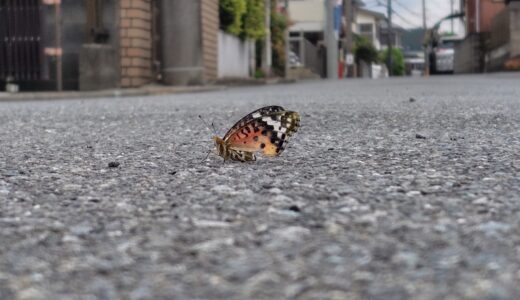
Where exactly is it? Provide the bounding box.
[0,0,43,82]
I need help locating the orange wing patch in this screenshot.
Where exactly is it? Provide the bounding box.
[226,123,281,156]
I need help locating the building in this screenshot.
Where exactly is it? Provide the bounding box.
[287,0,387,78]
[379,19,405,50]
[0,0,219,91]
[355,8,385,50]
[454,0,507,73]
[486,0,520,71]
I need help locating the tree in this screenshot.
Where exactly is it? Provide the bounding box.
[381,48,405,76]
[242,0,266,40]
[354,34,379,64]
[220,0,265,39]
[270,2,288,76]
[219,0,247,36]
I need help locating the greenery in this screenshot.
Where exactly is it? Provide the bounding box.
[354,35,379,64]
[219,0,246,36]
[254,68,265,79]
[270,0,288,76]
[242,0,266,39]
[220,0,287,76]
[220,0,265,39]
[380,48,405,76]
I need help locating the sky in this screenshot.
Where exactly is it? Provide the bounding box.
[363,0,463,35]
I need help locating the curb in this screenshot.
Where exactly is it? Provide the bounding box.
[215,77,296,86]
[0,85,227,102]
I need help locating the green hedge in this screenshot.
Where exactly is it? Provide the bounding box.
[380,48,405,76]
[220,0,265,39]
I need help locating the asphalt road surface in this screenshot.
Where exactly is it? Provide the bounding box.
[1,74,520,300]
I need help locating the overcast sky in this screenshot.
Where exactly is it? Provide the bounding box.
[363,0,463,35]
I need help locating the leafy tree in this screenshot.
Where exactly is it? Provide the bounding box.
[270,4,288,76]
[380,48,405,76]
[242,0,266,39]
[220,0,265,39]
[354,34,379,64]
[220,0,247,36]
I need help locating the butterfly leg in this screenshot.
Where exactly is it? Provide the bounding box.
[199,149,212,163]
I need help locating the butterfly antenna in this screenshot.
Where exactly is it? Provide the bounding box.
[199,115,218,135]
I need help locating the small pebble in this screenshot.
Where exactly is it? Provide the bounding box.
[108,162,120,168]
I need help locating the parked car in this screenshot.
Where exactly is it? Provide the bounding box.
[429,36,461,74]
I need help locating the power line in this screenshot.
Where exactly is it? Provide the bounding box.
[391,8,421,28]
[368,0,423,28]
[393,0,422,18]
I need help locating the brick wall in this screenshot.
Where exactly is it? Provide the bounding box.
[201,0,219,83]
[120,0,153,87]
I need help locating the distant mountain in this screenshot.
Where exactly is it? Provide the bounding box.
[402,28,426,52]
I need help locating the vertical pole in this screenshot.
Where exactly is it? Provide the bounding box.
[386,0,393,77]
[450,0,454,33]
[263,0,272,76]
[55,1,62,91]
[343,0,354,78]
[325,0,338,79]
[422,0,429,76]
[284,0,290,78]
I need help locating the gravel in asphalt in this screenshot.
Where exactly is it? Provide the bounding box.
[1,74,520,299]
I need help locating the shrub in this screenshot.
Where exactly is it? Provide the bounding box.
[354,34,379,64]
[242,0,266,39]
[380,48,405,76]
[219,0,247,36]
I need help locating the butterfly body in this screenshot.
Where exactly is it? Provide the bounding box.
[213,106,300,162]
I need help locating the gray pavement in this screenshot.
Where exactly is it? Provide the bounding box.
[1,74,520,300]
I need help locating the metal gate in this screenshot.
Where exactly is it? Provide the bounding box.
[0,0,42,81]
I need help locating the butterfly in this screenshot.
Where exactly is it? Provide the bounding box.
[212,106,300,162]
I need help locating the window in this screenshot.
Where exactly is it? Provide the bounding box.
[359,23,373,35]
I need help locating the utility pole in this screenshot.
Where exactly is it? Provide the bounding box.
[263,0,272,77]
[422,0,429,76]
[343,0,354,78]
[325,0,338,79]
[386,0,393,77]
[54,1,63,91]
[450,0,454,33]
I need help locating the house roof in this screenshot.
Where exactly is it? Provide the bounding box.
[357,8,386,20]
[379,19,406,32]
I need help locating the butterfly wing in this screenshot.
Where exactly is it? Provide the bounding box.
[223,106,286,140]
[224,110,300,157]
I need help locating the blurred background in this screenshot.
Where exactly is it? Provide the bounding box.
[0,0,519,92]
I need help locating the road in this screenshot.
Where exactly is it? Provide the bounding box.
[1,74,520,299]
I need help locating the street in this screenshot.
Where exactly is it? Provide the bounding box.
[1,74,520,299]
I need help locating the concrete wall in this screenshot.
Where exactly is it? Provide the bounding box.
[454,34,483,73]
[218,31,252,78]
[510,2,520,58]
[484,3,520,71]
[161,0,204,85]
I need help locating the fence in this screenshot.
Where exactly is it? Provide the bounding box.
[0,0,42,81]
